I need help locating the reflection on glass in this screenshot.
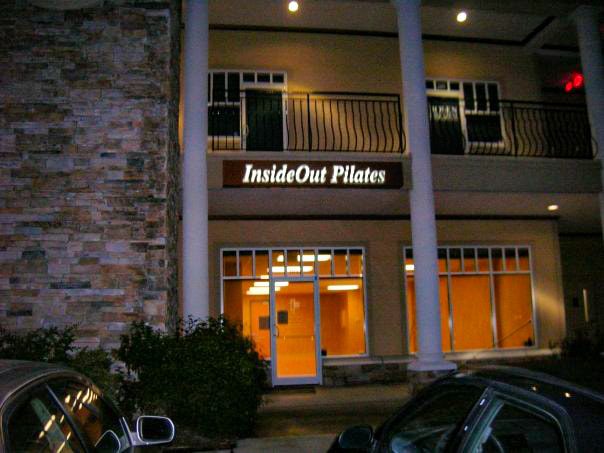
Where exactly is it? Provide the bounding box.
[223,251,237,276]
[334,250,347,275]
[239,250,253,277]
[349,249,363,275]
[255,251,269,277]
[272,250,285,276]
[318,249,333,276]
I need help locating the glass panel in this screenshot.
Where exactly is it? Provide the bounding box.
[334,249,347,275]
[208,105,240,136]
[318,249,333,276]
[487,83,500,112]
[349,249,363,275]
[223,280,271,359]
[272,73,285,84]
[504,248,517,271]
[242,72,255,83]
[449,248,462,272]
[302,249,316,276]
[227,72,240,103]
[320,278,366,356]
[212,72,225,102]
[50,380,130,450]
[491,248,504,271]
[463,248,476,272]
[472,403,563,453]
[518,248,530,271]
[406,275,451,353]
[255,251,269,278]
[451,275,493,350]
[438,248,447,273]
[257,73,270,83]
[475,83,487,111]
[275,281,317,378]
[477,248,490,272]
[223,251,237,277]
[285,249,300,276]
[271,249,285,277]
[494,275,534,348]
[239,250,253,277]
[6,387,86,453]
[463,82,475,110]
[383,386,484,452]
[426,80,435,90]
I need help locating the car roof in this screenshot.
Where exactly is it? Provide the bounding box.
[449,366,604,453]
[0,360,82,408]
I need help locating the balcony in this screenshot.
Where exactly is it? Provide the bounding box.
[208,91,596,159]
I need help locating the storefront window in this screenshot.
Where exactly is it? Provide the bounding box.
[404,245,535,352]
[222,248,367,360]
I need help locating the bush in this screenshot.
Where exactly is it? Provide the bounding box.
[0,325,116,399]
[117,317,267,439]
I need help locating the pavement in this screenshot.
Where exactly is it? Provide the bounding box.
[213,383,411,453]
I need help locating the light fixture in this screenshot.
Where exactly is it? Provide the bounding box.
[246,286,281,296]
[253,281,289,287]
[288,0,299,13]
[456,11,467,23]
[405,264,415,272]
[327,284,359,291]
[271,265,313,274]
[276,254,331,263]
[547,204,559,212]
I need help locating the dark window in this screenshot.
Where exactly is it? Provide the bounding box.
[272,73,285,84]
[208,106,240,136]
[436,80,448,90]
[475,83,487,111]
[380,385,484,452]
[227,72,240,102]
[466,114,503,142]
[426,80,435,90]
[450,81,460,91]
[243,72,255,83]
[471,402,563,452]
[212,72,226,102]
[49,380,130,452]
[257,73,271,83]
[487,83,500,112]
[463,83,475,110]
[4,386,86,452]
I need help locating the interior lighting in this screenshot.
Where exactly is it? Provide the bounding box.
[271,265,313,273]
[288,1,299,13]
[277,254,331,263]
[564,81,573,92]
[547,204,559,211]
[327,284,359,291]
[456,11,467,23]
[246,287,281,296]
[572,73,584,88]
[253,281,289,287]
[405,264,415,272]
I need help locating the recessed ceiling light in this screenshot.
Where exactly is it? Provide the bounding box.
[288,1,299,13]
[548,204,559,211]
[456,11,467,23]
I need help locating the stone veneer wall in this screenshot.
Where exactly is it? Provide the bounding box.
[0,0,180,348]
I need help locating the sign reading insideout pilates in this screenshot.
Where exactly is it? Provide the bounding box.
[223,160,404,189]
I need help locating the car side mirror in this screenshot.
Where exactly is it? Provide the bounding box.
[132,416,175,446]
[338,424,374,451]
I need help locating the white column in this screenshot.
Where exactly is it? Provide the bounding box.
[392,0,455,371]
[575,6,604,239]
[182,0,209,319]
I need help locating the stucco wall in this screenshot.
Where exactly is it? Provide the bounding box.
[208,30,543,101]
[0,1,181,348]
[209,219,565,356]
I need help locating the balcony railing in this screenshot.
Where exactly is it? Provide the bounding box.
[428,99,596,159]
[208,90,596,159]
[208,91,404,153]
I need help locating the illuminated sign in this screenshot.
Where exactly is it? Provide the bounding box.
[223,160,403,189]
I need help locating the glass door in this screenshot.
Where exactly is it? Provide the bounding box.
[270,278,321,385]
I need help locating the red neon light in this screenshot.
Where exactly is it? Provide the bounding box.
[564,81,573,92]
[572,73,584,88]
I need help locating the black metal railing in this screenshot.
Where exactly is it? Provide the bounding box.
[208,90,404,153]
[428,99,596,159]
[209,91,596,159]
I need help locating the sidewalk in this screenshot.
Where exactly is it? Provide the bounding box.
[216,383,411,452]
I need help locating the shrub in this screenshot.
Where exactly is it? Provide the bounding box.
[117,317,267,439]
[0,325,115,399]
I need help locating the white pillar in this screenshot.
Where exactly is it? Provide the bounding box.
[182,0,209,319]
[575,6,604,240]
[392,0,455,371]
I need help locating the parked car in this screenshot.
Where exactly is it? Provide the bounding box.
[0,360,175,452]
[328,366,604,453]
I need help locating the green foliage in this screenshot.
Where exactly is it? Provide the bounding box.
[0,325,115,399]
[0,325,76,363]
[117,317,267,439]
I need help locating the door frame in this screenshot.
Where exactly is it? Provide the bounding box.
[269,276,322,386]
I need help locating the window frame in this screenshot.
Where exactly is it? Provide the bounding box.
[403,245,538,353]
[426,78,505,149]
[220,246,369,359]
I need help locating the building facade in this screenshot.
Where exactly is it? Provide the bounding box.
[1,0,603,386]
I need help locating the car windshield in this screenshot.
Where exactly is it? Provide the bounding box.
[379,384,485,453]
[48,379,131,453]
